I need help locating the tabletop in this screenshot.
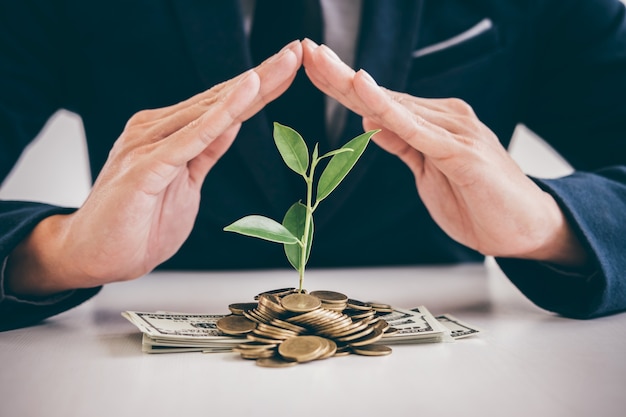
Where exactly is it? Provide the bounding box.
[1,258,624,417]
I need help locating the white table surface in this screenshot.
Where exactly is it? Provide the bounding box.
[1,258,624,417]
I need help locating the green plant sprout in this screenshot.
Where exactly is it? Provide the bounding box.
[224,122,378,292]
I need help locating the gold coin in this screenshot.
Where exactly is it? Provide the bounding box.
[347,299,372,311]
[344,309,376,320]
[242,310,264,324]
[315,317,354,335]
[228,302,258,315]
[300,310,344,327]
[235,341,277,350]
[247,333,284,344]
[367,301,392,309]
[309,290,348,304]
[317,338,337,360]
[240,349,276,360]
[255,288,297,300]
[325,320,369,338]
[322,302,347,312]
[383,327,399,336]
[254,324,298,340]
[216,315,257,335]
[348,328,384,347]
[368,301,393,313]
[351,344,392,356]
[269,318,308,334]
[284,308,328,324]
[281,293,322,313]
[335,325,374,342]
[256,357,298,368]
[257,294,286,316]
[278,336,325,362]
[249,308,274,323]
[232,345,272,354]
[374,319,389,333]
[333,345,352,357]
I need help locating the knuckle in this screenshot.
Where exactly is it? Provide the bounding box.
[126,109,156,127]
[445,98,475,115]
[197,96,217,108]
[184,114,217,146]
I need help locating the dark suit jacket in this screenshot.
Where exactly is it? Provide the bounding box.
[1,0,625,330]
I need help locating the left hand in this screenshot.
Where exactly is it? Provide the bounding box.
[302,39,588,266]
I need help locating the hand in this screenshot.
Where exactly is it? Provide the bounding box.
[302,39,588,267]
[6,41,304,296]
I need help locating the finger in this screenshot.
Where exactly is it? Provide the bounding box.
[155,69,261,166]
[238,40,303,120]
[304,40,470,120]
[187,123,242,186]
[304,41,472,157]
[380,90,483,136]
[304,43,446,155]
[362,117,425,174]
[302,40,371,116]
[352,69,460,158]
[139,41,302,142]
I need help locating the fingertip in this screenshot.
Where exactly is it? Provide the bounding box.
[283,39,302,62]
[240,69,260,90]
[301,38,318,67]
[356,69,378,86]
[302,37,319,49]
[353,68,385,104]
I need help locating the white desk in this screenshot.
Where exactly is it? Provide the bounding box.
[1,259,624,417]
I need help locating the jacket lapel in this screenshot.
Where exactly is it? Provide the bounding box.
[171,1,295,215]
[316,0,424,226]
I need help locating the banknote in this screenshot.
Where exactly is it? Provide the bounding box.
[377,306,452,344]
[435,314,483,339]
[122,311,246,353]
[122,311,233,339]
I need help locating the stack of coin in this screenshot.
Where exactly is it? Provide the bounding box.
[309,290,348,311]
[217,289,394,367]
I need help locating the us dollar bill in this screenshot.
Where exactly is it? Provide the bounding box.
[122,311,246,353]
[435,313,483,339]
[377,306,451,344]
[121,311,235,338]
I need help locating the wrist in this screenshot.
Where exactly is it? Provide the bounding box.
[5,214,80,297]
[516,192,589,268]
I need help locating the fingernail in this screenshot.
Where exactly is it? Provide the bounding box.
[236,70,251,85]
[358,69,378,86]
[280,40,299,53]
[263,42,294,64]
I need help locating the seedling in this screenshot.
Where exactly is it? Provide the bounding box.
[224,123,377,291]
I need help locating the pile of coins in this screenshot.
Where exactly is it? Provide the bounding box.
[216,288,396,368]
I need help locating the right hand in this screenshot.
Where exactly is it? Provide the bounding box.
[6,41,303,297]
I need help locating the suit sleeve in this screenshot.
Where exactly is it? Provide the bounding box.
[0,202,101,332]
[0,1,100,331]
[496,0,626,318]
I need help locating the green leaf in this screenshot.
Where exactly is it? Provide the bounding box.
[312,143,319,164]
[319,148,353,160]
[224,215,299,244]
[316,130,378,203]
[282,202,314,270]
[273,122,309,176]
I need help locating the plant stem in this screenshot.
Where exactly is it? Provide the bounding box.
[298,156,318,292]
